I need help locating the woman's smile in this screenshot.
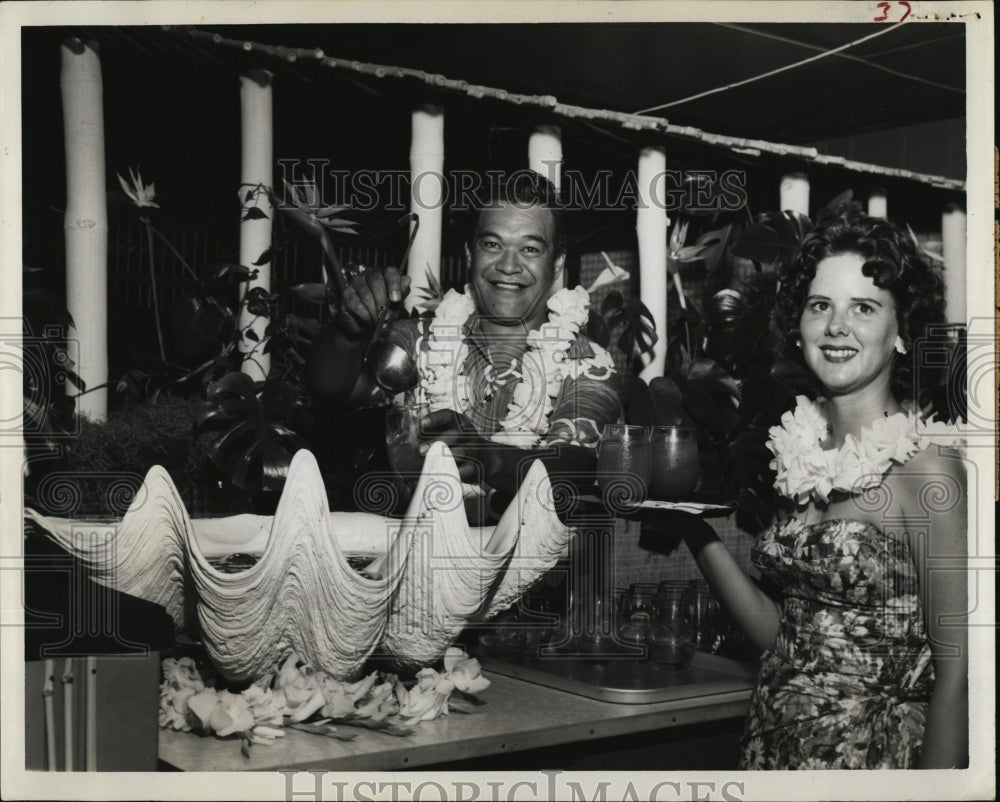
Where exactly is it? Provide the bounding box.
[800,252,900,397]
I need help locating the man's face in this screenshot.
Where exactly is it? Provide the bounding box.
[466,202,564,331]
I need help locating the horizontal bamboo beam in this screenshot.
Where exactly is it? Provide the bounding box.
[169,26,966,193]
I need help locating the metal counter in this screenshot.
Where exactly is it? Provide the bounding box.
[158,667,755,772]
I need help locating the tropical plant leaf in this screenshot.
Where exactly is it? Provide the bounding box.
[622,376,657,426]
[411,266,445,313]
[698,223,733,275]
[198,373,310,492]
[731,211,812,266]
[600,291,624,317]
[725,304,772,377]
[814,190,861,227]
[241,206,270,222]
[252,248,273,267]
[585,309,611,349]
[648,376,684,426]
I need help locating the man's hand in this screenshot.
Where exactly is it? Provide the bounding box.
[417,409,499,485]
[337,266,411,337]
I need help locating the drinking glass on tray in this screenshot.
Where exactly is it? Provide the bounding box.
[385,401,429,490]
[648,425,699,500]
[596,424,651,509]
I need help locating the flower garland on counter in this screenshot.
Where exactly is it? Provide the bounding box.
[415,284,612,449]
[159,648,490,757]
[767,395,966,505]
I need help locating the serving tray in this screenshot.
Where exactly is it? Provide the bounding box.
[576,495,734,517]
[481,650,756,705]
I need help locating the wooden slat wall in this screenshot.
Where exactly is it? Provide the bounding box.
[108,221,470,308]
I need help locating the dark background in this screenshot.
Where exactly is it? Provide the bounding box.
[20,22,967,373]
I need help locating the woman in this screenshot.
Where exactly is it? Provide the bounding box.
[685,206,967,769]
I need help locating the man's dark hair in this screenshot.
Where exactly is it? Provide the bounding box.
[466,171,568,258]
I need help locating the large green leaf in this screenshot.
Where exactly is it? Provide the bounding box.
[198,372,310,492]
[622,376,657,426]
[673,371,740,436]
[648,376,684,426]
[731,211,813,267]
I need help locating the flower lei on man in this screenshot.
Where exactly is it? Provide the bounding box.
[415,284,611,449]
[767,395,965,505]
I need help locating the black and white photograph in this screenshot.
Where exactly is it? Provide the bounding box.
[0,2,994,800]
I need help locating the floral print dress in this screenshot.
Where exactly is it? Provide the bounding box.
[740,517,933,770]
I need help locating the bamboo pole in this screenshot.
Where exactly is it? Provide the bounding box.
[637,146,669,381]
[941,204,967,325]
[779,172,810,217]
[85,657,97,770]
[42,660,55,770]
[867,188,888,219]
[406,105,444,313]
[529,124,562,192]
[62,659,74,771]
[238,69,274,382]
[61,38,108,420]
[529,125,565,290]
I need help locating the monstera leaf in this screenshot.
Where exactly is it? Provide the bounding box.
[731,210,813,269]
[599,291,658,358]
[197,372,311,492]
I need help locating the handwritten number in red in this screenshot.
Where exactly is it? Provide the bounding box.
[874,1,911,22]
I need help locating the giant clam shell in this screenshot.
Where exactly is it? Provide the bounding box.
[26,446,575,680]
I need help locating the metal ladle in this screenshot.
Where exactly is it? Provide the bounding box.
[365,214,421,393]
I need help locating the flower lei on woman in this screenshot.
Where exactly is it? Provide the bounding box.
[768,395,965,505]
[415,284,604,449]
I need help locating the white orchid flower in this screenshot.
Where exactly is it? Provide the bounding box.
[117,167,159,208]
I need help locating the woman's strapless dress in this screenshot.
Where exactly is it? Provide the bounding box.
[740,518,933,769]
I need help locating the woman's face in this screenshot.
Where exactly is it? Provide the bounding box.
[799,252,900,399]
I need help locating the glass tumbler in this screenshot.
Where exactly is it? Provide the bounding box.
[616,583,658,652]
[597,424,651,506]
[648,425,700,501]
[385,402,429,480]
[650,581,696,668]
[685,579,723,654]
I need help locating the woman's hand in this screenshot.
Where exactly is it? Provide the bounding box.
[337,266,411,337]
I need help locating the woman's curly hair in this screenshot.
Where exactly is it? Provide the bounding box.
[774,204,946,402]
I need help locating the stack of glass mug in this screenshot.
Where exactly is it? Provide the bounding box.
[479,578,755,666]
[596,424,699,503]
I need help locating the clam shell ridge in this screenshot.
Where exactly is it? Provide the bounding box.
[25,468,194,633]
[480,459,573,620]
[192,449,409,682]
[379,441,521,668]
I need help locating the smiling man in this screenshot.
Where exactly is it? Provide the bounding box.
[306,174,621,521]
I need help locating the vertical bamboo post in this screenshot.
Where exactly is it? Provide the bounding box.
[405,105,444,313]
[61,39,108,420]
[867,188,888,219]
[779,172,810,217]
[941,204,967,325]
[637,146,668,381]
[529,124,565,289]
[238,70,274,382]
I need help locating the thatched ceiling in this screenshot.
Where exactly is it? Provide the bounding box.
[22,22,966,261]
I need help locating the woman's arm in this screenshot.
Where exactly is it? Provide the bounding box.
[680,517,781,652]
[903,447,969,769]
